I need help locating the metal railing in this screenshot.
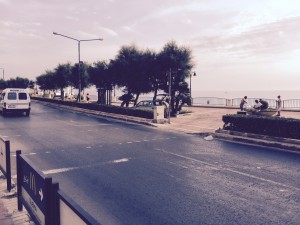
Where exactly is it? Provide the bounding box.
[192,97,227,106]
[115,96,300,109]
[232,98,277,108]
[282,99,300,109]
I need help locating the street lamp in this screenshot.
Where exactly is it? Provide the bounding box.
[0,68,4,80]
[189,71,196,99]
[53,32,103,102]
[168,68,172,124]
[167,68,182,124]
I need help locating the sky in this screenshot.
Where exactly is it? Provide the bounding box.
[1,0,300,93]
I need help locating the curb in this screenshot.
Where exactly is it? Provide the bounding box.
[33,100,158,127]
[214,129,300,153]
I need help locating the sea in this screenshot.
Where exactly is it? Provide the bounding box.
[191,90,300,100]
[84,87,300,101]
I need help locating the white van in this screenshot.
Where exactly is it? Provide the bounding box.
[0,88,31,116]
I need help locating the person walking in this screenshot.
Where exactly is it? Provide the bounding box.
[240,96,247,111]
[276,95,282,116]
[86,93,90,103]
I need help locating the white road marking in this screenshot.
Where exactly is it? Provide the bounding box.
[42,158,130,175]
[155,148,300,192]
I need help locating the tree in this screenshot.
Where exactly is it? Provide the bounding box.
[36,71,57,96]
[6,77,32,89]
[157,41,194,115]
[0,79,7,90]
[111,45,153,106]
[70,62,90,101]
[53,63,72,100]
[88,60,114,104]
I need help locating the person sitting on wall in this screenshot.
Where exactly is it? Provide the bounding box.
[259,99,269,110]
[253,100,262,111]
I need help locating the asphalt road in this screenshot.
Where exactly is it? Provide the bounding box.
[1,101,300,225]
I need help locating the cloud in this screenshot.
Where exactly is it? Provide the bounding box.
[97,26,118,37]
[193,16,300,58]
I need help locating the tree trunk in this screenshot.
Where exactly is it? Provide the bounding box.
[134,93,140,106]
[153,86,158,101]
[61,88,64,100]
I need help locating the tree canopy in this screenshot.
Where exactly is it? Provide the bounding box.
[35,40,195,111]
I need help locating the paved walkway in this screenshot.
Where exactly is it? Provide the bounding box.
[0,175,33,225]
[154,106,300,134]
[2,104,300,225]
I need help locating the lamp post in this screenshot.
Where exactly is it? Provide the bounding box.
[0,68,4,80]
[189,71,196,99]
[167,68,182,124]
[168,68,172,124]
[53,32,103,102]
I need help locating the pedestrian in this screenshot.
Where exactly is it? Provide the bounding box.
[259,99,269,110]
[276,95,282,116]
[240,96,247,111]
[86,93,90,103]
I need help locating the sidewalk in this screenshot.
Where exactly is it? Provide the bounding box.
[153,106,300,134]
[2,103,300,225]
[0,174,33,225]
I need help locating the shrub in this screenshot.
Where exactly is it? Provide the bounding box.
[31,97,153,119]
[222,114,300,139]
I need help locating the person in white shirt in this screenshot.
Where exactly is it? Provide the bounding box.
[253,100,262,111]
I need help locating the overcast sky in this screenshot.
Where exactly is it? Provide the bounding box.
[1,0,300,92]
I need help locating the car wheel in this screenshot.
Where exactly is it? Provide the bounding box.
[25,110,30,116]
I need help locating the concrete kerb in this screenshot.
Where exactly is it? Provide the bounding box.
[33,100,157,127]
[214,129,300,154]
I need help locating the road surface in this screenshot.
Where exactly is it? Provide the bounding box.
[0,101,299,225]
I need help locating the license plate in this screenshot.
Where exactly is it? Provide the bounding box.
[8,105,16,108]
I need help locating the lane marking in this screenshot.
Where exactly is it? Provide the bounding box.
[9,137,177,156]
[154,148,300,192]
[42,158,130,175]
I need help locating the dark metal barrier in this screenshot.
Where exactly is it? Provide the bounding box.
[16,150,102,225]
[16,150,53,225]
[0,136,11,191]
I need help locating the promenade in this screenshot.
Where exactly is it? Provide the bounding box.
[154,106,300,134]
[1,104,300,225]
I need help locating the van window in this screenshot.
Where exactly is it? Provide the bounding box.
[19,93,28,100]
[8,92,17,100]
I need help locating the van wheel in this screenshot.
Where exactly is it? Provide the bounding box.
[25,110,30,116]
